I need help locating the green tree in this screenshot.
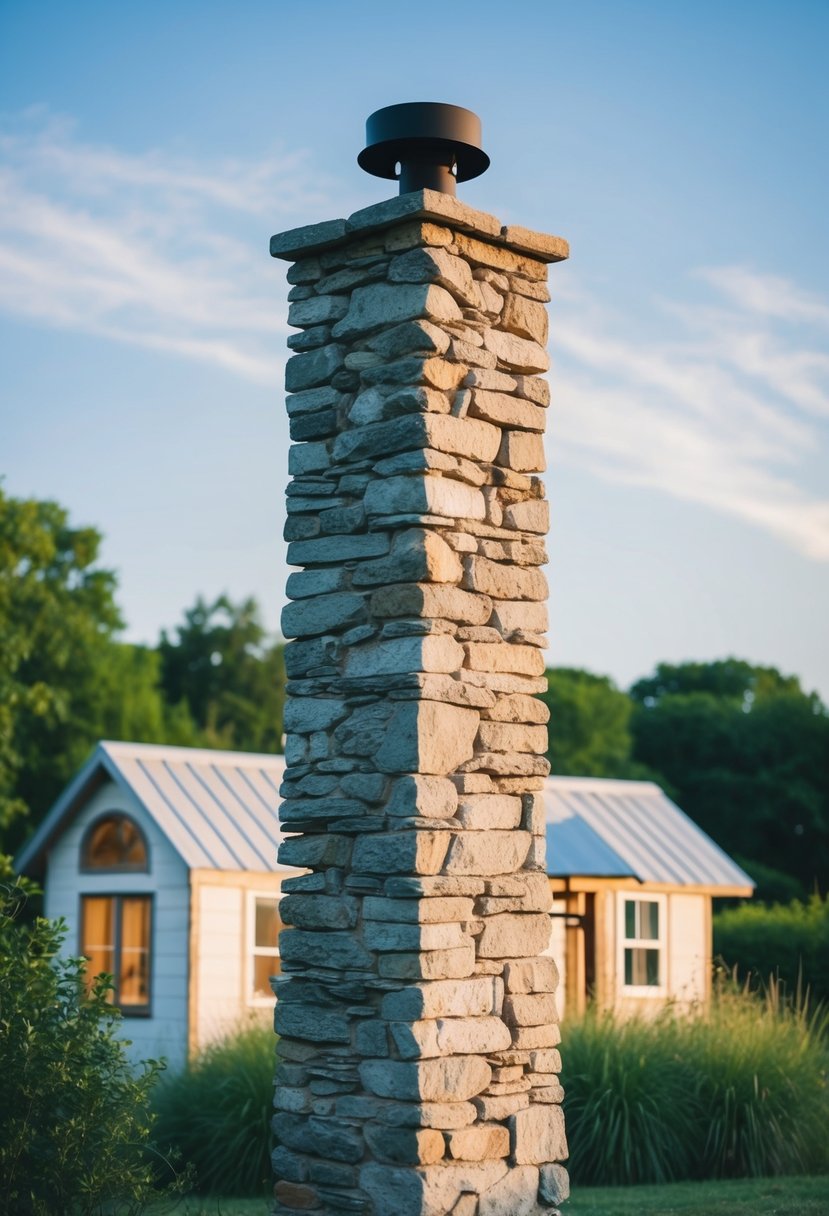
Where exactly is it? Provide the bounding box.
[158,595,285,753]
[0,488,201,855]
[542,667,650,778]
[630,660,829,893]
[0,488,121,847]
[0,859,186,1214]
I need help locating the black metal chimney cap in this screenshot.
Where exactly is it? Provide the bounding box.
[358,102,490,190]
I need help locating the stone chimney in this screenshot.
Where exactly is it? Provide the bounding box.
[270,105,569,1216]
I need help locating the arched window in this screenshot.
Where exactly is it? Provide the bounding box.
[81,814,148,872]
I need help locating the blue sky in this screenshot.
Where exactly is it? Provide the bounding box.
[2,0,828,697]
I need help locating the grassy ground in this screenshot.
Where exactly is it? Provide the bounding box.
[150,1175,829,1216]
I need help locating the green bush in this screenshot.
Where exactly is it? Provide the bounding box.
[713,895,829,1009]
[561,980,829,1186]
[151,1021,276,1196]
[0,860,185,1215]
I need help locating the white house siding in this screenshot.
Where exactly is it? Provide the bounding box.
[43,779,190,1071]
[191,873,285,1052]
[667,892,709,1006]
[193,882,245,1050]
[608,889,709,1016]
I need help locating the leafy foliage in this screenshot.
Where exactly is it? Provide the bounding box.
[158,595,285,754]
[0,859,186,1215]
[542,667,650,778]
[630,661,829,892]
[561,980,829,1186]
[151,1022,276,1196]
[714,894,829,1009]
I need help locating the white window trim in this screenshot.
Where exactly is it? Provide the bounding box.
[245,889,282,1008]
[617,891,667,997]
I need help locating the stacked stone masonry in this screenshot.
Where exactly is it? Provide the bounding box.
[271,190,570,1216]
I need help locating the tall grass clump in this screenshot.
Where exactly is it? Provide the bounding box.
[561,980,829,1187]
[152,1021,275,1196]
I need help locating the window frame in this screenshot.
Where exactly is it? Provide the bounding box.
[80,812,150,874]
[617,892,667,997]
[78,892,154,1017]
[246,890,283,1008]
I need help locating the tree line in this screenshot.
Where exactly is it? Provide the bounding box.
[2,486,826,900]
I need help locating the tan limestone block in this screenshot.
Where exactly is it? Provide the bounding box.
[513,374,551,405]
[381,976,503,1021]
[502,958,560,994]
[530,1049,562,1073]
[365,1126,446,1165]
[476,722,548,753]
[456,794,522,831]
[488,600,548,633]
[364,896,474,923]
[500,293,549,346]
[501,500,550,533]
[444,831,531,876]
[332,281,463,340]
[389,245,479,308]
[423,415,502,462]
[463,556,547,601]
[450,1196,478,1216]
[344,634,465,677]
[478,1163,541,1216]
[370,583,493,625]
[474,1092,530,1121]
[498,431,546,473]
[528,1085,565,1104]
[452,230,547,279]
[463,643,546,676]
[377,701,480,775]
[364,475,486,522]
[379,945,476,981]
[482,330,550,374]
[470,390,547,432]
[499,224,569,262]
[509,1104,568,1165]
[482,694,549,725]
[477,913,552,959]
[502,993,559,1027]
[447,1124,510,1162]
[392,1016,511,1059]
[510,1024,562,1050]
[354,529,463,587]
[384,221,454,251]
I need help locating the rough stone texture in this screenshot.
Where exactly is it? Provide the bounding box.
[271,198,567,1214]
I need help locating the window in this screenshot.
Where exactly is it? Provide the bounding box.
[82,814,148,872]
[619,895,665,992]
[81,895,152,1014]
[248,893,283,1004]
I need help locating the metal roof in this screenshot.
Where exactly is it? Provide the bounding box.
[15,741,288,875]
[17,745,752,892]
[545,776,754,890]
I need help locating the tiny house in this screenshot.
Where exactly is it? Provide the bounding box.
[544,777,754,1018]
[17,745,753,1068]
[15,742,289,1071]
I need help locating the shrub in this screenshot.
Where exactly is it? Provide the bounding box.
[0,860,184,1215]
[151,1021,276,1196]
[561,979,829,1186]
[714,894,829,1009]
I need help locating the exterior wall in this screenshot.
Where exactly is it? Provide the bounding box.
[551,882,711,1017]
[190,869,288,1054]
[44,779,190,1071]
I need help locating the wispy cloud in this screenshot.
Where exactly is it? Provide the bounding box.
[552,269,829,560]
[1,110,827,560]
[0,108,332,383]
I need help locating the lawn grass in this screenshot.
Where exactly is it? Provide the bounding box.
[150,1175,829,1216]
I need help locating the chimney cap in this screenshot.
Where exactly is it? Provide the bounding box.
[358,102,490,196]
